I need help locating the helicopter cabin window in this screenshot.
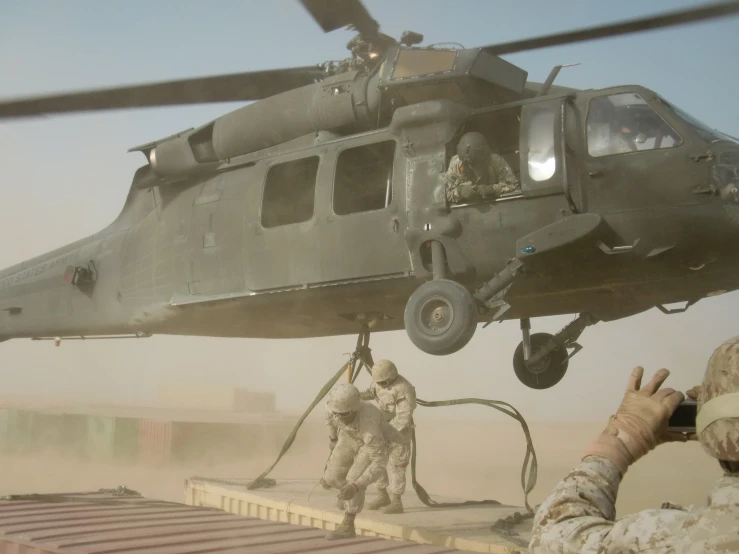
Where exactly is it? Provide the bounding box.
[587,93,683,158]
[333,141,395,215]
[261,156,318,228]
[526,107,556,182]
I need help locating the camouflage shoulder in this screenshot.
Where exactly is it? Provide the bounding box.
[394,377,417,402]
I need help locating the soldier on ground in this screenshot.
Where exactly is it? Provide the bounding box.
[529,335,739,553]
[322,382,399,540]
[360,360,417,514]
[444,131,519,203]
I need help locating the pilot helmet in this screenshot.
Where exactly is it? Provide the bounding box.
[457,132,491,169]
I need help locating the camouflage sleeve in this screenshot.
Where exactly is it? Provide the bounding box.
[444,156,467,186]
[529,456,688,553]
[325,402,338,439]
[359,384,376,401]
[490,154,519,194]
[390,386,416,432]
[354,432,388,489]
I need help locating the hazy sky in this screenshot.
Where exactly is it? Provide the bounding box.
[1,0,738,421]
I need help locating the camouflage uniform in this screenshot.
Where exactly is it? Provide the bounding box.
[444,154,519,203]
[324,400,391,515]
[360,375,417,496]
[529,455,739,553]
[531,335,739,554]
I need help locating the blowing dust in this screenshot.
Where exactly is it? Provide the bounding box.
[0,417,721,517]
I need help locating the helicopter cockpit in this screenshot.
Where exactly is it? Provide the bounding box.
[586,92,684,157]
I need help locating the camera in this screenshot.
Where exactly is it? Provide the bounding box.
[667,399,697,433]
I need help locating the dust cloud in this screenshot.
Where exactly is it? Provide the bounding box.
[0,417,721,518]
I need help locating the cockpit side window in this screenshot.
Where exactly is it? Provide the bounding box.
[587,92,683,158]
[526,107,556,182]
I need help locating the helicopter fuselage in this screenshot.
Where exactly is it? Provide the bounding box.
[1,78,738,347]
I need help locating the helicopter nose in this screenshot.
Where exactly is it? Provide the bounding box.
[714,151,739,225]
[721,182,739,225]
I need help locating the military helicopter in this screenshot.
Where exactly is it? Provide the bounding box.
[1,0,738,390]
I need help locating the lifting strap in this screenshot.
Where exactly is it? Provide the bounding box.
[411,397,537,514]
[246,328,373,490]
[248,328,538,523]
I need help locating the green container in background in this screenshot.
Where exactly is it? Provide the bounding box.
[0,410,9,453]
[5,410,35,454]
[86,416,139,462]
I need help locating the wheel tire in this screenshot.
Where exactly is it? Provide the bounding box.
[513,333,569,390]
[404,279,477,356]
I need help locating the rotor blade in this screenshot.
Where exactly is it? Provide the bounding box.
[0,66,325,120]
[482,0,739,57]
[298,0,379,37]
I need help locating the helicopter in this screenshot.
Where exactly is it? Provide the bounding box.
[1,0,738,390]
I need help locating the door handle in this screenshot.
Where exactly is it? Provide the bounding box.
[589,170,605,178]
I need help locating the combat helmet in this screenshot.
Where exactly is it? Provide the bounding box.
[372,359,398,385]
[457,132,491,168]
[328,383,361,414]
[697,335,739,462]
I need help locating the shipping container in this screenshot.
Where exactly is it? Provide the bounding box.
[0,488,462,553]
[137,419,172,465]
[138,421,275,465]
[4,409,35,454]
[186,477,532,554]
[0,410,8,453]
[28,412,88,455]
[85,416,139,462]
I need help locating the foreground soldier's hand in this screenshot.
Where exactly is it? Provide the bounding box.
[583,366,685,474]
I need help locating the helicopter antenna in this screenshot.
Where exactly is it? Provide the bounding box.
[538,63,581,96]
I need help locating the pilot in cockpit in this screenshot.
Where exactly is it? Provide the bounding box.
[444,132,520,204]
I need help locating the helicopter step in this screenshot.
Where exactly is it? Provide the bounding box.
[513,313,597,389]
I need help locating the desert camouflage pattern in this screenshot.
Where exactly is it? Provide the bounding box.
[698,334,739,461]
[444,154,519,203]
[361,375,417,495]
[324,401,390,514]
[529,456,739,553]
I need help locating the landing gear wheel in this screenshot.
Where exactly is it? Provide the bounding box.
[404,279,477,356]
[513,333,569,389]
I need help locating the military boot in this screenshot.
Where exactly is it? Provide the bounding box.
[382,494,404,514]
[325,512,356,540]
[367,488,391,510]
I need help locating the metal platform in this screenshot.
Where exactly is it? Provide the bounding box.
[185,477,533,554]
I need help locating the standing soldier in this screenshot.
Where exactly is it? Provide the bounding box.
[323,382,391,540]
[361,360,417,514]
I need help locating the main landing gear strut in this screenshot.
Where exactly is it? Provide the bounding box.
[513,313,598,389]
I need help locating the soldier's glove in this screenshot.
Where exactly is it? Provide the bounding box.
[338,483,359,500]
[583,367,685,475]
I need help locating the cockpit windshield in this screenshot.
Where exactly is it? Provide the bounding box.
[657,96,739,145]
[587,92,683,158]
